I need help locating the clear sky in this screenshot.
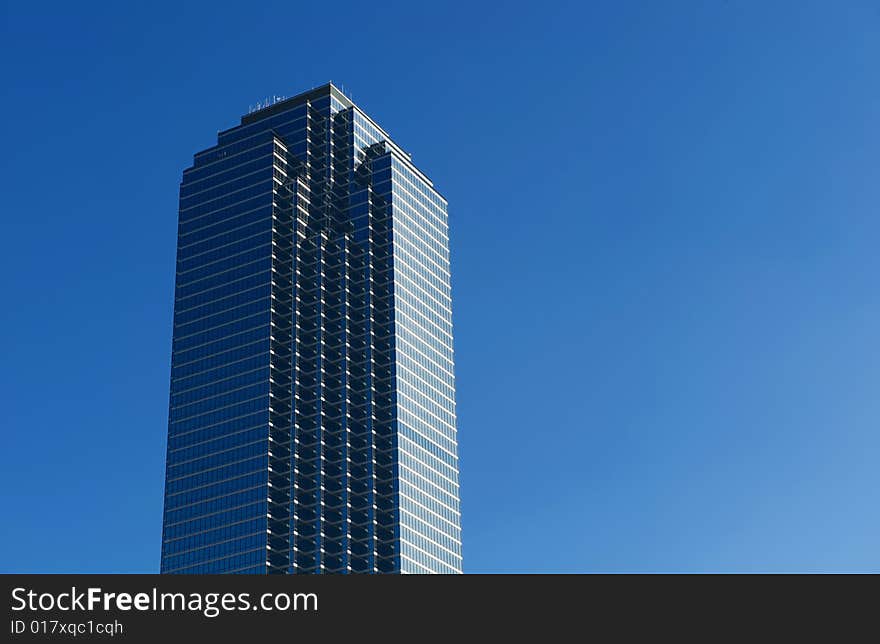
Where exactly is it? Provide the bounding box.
[2,1,878,573]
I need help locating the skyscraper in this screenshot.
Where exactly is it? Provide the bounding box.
[160,83,461,574]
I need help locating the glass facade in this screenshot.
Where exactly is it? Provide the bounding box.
[160,83,461,574]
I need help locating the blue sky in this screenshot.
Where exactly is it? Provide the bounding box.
[2,1,878,572]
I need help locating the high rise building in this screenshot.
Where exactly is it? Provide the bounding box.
[160,83,461,574]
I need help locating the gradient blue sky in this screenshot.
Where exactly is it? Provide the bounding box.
[2,1,878,573]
